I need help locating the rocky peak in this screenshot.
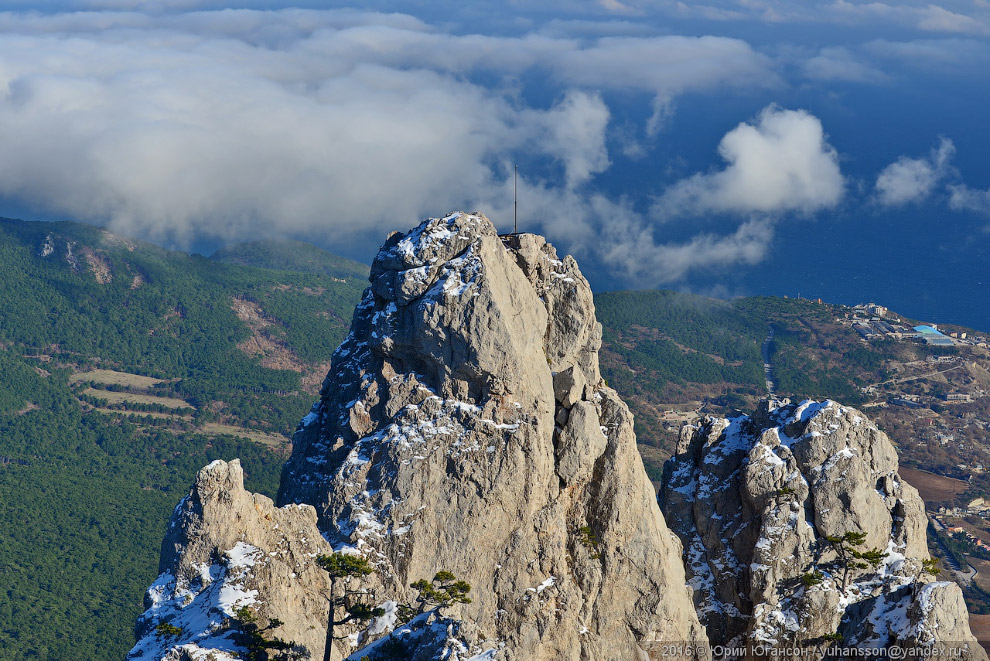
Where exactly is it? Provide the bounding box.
[132,212,707,660]
[276,211,706,659]
[130,213,985,661]
[279,213,605,505]
[129,459,332,660]
[661,398,985,657]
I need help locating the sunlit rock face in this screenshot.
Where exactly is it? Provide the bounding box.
[132,212,709,661]
[662,399,985,659]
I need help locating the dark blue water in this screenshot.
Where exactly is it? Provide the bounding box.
[581,71,990,332]
[727,208,989,330]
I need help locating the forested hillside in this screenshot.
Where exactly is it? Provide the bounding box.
[211,238,368,281]
[595,291,920,478]
[0,218,365,660]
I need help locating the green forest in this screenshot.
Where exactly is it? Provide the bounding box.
[0,359,281,659]
[0,218,365,659]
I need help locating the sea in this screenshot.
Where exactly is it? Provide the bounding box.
[582,80,990,333]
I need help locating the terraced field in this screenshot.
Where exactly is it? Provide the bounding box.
[900,467,971,508]
[72,369,291,448]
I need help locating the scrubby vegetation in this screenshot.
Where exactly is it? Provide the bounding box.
[595,291,903,477]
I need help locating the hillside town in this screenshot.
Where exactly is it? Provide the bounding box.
[846,302,989,348]
[841,303,990,415]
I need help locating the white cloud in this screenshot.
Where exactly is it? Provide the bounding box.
[874,137,955,206]
[802,46,889,83]
[601,216,774,285]
[526,91,611,189]
[948,184,990,216]
[656,105,845,217]
[0,7,779,252]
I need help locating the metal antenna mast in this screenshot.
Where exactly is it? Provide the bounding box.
[513,164,518,234]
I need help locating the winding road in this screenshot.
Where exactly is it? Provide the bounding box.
[762,324,776,396]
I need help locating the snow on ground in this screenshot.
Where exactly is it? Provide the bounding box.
[346,612,500,661]
[127,543,263,660]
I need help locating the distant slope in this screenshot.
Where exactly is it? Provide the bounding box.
[595,289,990,506]
[211,238,369,281]
[0,217,366,389]
[0,217,366,659]
[598,292,920,472]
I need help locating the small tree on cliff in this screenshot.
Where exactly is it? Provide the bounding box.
[410,571,472,614]
[912,556,942,597]
[317,556,473,660]
[317,553,385,661]
[825,531,886,589]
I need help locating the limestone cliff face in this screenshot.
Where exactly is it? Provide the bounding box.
[128,459,333,660]
[661,399,985,658]
[131,212,708,660]
[278,212,708,660]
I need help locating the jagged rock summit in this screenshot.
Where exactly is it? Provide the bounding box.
[661,398,986,658]
[130,213,987,661]
[128,459,332,660]
[130,212,708,660]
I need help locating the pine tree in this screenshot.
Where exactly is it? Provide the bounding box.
[825,531,886,588]
[316,553,385,661]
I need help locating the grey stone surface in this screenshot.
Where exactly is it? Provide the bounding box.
[661,399,985,657]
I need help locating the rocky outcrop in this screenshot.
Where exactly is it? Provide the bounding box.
[278,212,708,660]
[132,212,708,660]
[130,212,986,661]
[128,459,333,660]
[661,399,986,658]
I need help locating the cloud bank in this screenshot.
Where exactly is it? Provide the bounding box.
[0,7,778,263]
[3,3,983,291]
[56,1,990,37]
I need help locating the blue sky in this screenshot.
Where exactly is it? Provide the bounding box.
[0,1,988,325]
